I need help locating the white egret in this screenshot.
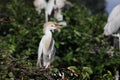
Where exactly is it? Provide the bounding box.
[33,0,72,26]
[33,0,46,14]
[108,4,120,22]
[33,0,54,22]
[37,22,61,69]
[104,4,120,80]
[104,4,120,50]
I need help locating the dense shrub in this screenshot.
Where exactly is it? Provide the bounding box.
[0,0,120,80]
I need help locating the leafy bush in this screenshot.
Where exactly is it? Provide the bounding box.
[0,0,120,80]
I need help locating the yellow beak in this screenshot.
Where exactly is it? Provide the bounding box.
[55,26,62,29]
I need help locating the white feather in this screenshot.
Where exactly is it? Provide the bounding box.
[115,71,119,80]
[49,39,55,60]
[33,0,68,22]
[45,0,55,22]
[45,39,55,68]
[54,0,66,9]
[37,37,44,66]
[46,0,55,15]
[33,0,46,14]
[108,4,120,22]
[104,15,120,36]
[104,4,120,36]
[58,21,67,26]
[37,27,56,68]
[54,9,63,21]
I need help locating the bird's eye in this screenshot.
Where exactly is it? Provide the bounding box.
[51,25,54,27]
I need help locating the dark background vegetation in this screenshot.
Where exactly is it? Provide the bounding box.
[0,0,120,80]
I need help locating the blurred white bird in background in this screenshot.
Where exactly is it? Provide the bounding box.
[33,0,46,14]
[33,0,54,22]
[33,0,72,26]
[104,4,120,80]
[107,4,120,22]
[104,4,120,50]
[37,22,61,69]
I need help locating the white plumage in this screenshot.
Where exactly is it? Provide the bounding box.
[104,4,120,50]
[37,22,61,69]
[33,0,72,26]
[54,0,66,9]
[108,4,120,22]
[33,0,46,14]
[34,0,55,22]
[104,15,120,36]
[33,0,66,22]
[104,5,120,80]
[104,4,120,36]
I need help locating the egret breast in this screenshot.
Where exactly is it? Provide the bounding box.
[55,0,66,9]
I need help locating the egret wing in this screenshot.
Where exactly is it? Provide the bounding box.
[49,38,56,61]
[46,0,54,15]
[37,36,44,66]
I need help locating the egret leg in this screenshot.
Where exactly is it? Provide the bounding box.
[45,60,50,69]
[112,33,120,50]
[45,9,48,22]
[118,34,120,50]
[115,71,119,80]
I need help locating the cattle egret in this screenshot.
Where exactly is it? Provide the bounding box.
[108,4,120,22]
[104,5,120,80]
[37,22,61,69]
[33,0,72,26]
[33,0,54,22]
[33,0,46,14]
[104,4,120,50]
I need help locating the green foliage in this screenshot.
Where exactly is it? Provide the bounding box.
[0,0,120,80]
